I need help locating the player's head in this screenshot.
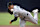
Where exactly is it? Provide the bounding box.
[7,2,13,15]
[7,2,14,10]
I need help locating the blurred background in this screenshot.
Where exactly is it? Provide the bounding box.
[0,0,40,25]
[0,0,40,12]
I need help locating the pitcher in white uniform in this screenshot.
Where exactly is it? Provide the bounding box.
[8,2,38,27]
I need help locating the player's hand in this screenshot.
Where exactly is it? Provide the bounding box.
[9,21,12,24]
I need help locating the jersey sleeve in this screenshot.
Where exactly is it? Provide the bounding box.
[14,14,18,17]
[13,11,19,17]
[11,17,18,23]
[14,5,20,17]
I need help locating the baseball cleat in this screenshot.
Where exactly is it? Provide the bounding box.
[32,9,39,13]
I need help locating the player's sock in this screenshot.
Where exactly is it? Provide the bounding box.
[34,12,38,21]
[32,9,38,22]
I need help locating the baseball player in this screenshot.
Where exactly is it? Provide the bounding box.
[7,2,38,27]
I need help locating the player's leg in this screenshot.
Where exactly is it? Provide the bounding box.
[19,18,26,27]
[27,9,38,24]
[33,9,38,22]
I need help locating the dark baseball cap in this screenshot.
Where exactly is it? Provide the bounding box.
[7,2,13,7]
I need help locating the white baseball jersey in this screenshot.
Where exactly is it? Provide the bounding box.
[13,5,30,20]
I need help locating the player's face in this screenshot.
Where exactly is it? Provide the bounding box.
[8,5,14,12]
[8,5,14,10]
[10,5,14,9]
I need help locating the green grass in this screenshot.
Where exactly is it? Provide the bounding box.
[0,12,40,25]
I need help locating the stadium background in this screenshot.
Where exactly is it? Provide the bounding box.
[0,0,40,26]
[0,0,40,12]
